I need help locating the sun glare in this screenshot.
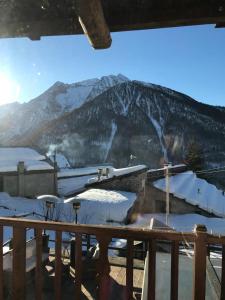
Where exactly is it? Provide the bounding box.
[0,73,20,106]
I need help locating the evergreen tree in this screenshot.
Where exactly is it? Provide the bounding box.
[185,141,204,171]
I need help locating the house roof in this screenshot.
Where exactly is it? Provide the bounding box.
[0,147,53,172]
[0,0,225,49]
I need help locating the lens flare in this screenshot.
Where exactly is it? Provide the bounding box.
[0,73,20,105]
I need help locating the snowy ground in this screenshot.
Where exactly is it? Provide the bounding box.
[154,171,225,217]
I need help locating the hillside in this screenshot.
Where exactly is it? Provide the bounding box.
[0,75,225,170]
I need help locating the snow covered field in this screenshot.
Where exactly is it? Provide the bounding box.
[154,171,225,217]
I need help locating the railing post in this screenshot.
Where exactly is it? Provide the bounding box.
[55,231,62,300]
[74,233,82,300]
[35,229,43,300]
[148,239,156,300]
[193,224,207,300]
[126,239,134,300]
[12,227,26,300]
[0,226,3,300]
[221,245,225,300]
[170,240,179,300]
[96,236,111,300]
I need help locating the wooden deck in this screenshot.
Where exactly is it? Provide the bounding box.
[25,256,144,300]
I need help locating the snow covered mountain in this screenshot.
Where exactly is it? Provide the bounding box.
[0,74,225,171]
[0,74,129,144]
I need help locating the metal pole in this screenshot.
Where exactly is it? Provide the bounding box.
[165,163,171,225]
[75,211,78,224]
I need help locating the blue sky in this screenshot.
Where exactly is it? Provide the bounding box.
[0,25,224,106]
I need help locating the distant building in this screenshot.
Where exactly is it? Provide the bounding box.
[0,147,57,197]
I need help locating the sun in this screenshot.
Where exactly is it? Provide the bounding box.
[0,73,20,106]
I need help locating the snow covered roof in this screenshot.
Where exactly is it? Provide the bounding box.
[65,188,136,204]
[0,147,53,172]
[135,213,225,235]
[58,165,112,178]
[64,189,137,224]
[153,171,225,217]
[47,153,70,169]
[0,147,45,162]
[111,165,147,177]
[148,164,186,173]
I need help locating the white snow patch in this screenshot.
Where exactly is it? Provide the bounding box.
[56,81,96,111]
[104,121,117,161]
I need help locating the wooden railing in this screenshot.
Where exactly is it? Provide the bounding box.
[0,217,224,300]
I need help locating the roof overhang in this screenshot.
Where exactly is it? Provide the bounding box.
[0,0,225,49]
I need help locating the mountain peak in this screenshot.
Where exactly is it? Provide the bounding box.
[100,74,129,85]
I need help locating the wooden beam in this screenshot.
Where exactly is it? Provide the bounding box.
[12,227,26,300]
[75,0,112,49]
[103,0,225,32]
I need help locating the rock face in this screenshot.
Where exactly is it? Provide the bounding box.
[0,74,225,169]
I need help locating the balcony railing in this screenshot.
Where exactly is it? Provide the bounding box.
[0,217,224,300]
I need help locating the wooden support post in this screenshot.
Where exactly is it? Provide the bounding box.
[12,227,26,300]
[148,239,156,300]
[55,231,62,300]
[126,239,134,300]
[170,241,179,300]
[75,0,112,49]
[221,245,225,300]
[74,233,82,300]
[35,229,43,300]
[193,224,207,300]
[0,226,3,300]
[96,235,111,300]
[17,161,25,197]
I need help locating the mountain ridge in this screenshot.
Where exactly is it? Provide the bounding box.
[0,74,224,172]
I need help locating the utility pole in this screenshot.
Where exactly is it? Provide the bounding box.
[165,163,171,225]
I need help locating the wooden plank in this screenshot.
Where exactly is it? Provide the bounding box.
[55,231,62,300]
[35,229,43,300]
[193,227,207,300]
[170,241,179,300]
[12,227,26,300]
[0,226,3,300]
[104,0,225,32]
[75,0,112,49]
[221,245,225,300]
[148,239,156,300]
[126,239,133,300]
[96,235,111,300]
[74,233,82,300]
[0,217,197,243]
